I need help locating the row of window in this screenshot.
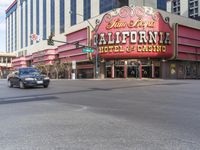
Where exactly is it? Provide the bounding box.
[173,0,180,7]
[7,11,17,53]
[189,0,199,18]
[0,57,12,63]
[189,1,198,7]
[172,0,199,18]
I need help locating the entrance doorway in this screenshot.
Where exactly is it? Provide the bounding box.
[115,66,124,78]
[154,66,160,78]
[127,66,139,78]
[106,66,112,78]
[104,60,161,79]
[142,66,152,78]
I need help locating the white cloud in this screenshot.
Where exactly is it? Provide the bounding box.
[0,0,15,7]
[0,22,5,31]
[0,0,15,16]
[0,0,14,23]
[0,0,16,15]
[0,16,6,32]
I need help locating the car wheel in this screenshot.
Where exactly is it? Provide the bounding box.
[8,80,13,88]
[43,84,49,88]
[19,81,25,89]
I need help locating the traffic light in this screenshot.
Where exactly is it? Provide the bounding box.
[75,42,79,48]
[47,32,55,46]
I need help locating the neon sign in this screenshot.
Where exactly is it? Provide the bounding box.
[93,6,174,59]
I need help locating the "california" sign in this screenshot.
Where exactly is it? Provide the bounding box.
[93,6,174,59]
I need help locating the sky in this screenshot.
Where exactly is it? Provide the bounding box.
[0,0,14,52]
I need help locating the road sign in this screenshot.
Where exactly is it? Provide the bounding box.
[82,48,94,53]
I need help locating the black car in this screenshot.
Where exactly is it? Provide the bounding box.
[7,67,50,88]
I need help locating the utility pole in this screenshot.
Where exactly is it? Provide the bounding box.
[69,11,99,79]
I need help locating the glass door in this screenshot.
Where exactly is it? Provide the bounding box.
[106,66,112,78]
[127,65,139,78]
[142,65,152,78]
[115,66,124,78]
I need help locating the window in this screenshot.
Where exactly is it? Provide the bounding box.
[100,0,128,14]
[3,57,6,63]
[195,8,198,13]
[190,2,194,7]
[172,0,180,14]
[118,0,128,7]
[8,17,10,52]
[11,13,13,52]
[84,0,91,20]
[15,11,17,51]
[190,9,194,15]
[7,57,11,63]
[157,0,166,10]
[60,0,65,33]
[70,0,76,26]
[173,0,180,7]
[6,19,7,52]
[36,0,40,40]
[30,0,33,45]
[100,0,116,14]
[43,0,47,40]
[25,0,28,46]
[21,4,23,48]
[51,0,55,33]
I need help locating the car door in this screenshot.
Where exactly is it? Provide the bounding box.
[12,70,20,85]
[8,71,15,84]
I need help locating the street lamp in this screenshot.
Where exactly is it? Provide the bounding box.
[69,11,99,79]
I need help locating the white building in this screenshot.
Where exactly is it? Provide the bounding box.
[167,0,200,19]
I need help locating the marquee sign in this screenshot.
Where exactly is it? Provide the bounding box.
[93,6,174,59]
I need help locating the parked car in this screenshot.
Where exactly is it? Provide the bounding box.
[7,67,50,88]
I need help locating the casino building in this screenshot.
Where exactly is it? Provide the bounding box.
[6,0,200,79]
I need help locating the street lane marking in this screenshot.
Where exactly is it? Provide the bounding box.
[3,95,52,101]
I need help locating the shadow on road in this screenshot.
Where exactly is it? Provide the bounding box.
[0,96,58,105]
[0,82,189,105]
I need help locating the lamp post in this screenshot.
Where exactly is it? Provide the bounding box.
[69,11,99,79]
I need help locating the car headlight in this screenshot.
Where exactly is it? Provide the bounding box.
[44,77,50,80]
[25,78,35,81]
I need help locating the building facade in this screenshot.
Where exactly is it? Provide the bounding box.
[6,0,200,79]
[0,53,16,78]
[167,0,200,20]
[6,0,167,54]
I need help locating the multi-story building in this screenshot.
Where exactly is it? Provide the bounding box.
[0,52,16,78]
[6,0,166,54]
[167,0,200,20]
[5,0,200,79]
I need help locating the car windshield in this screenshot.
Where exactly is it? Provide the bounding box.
[19,68,40,75]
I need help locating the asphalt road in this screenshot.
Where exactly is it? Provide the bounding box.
[0,79,200,150]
